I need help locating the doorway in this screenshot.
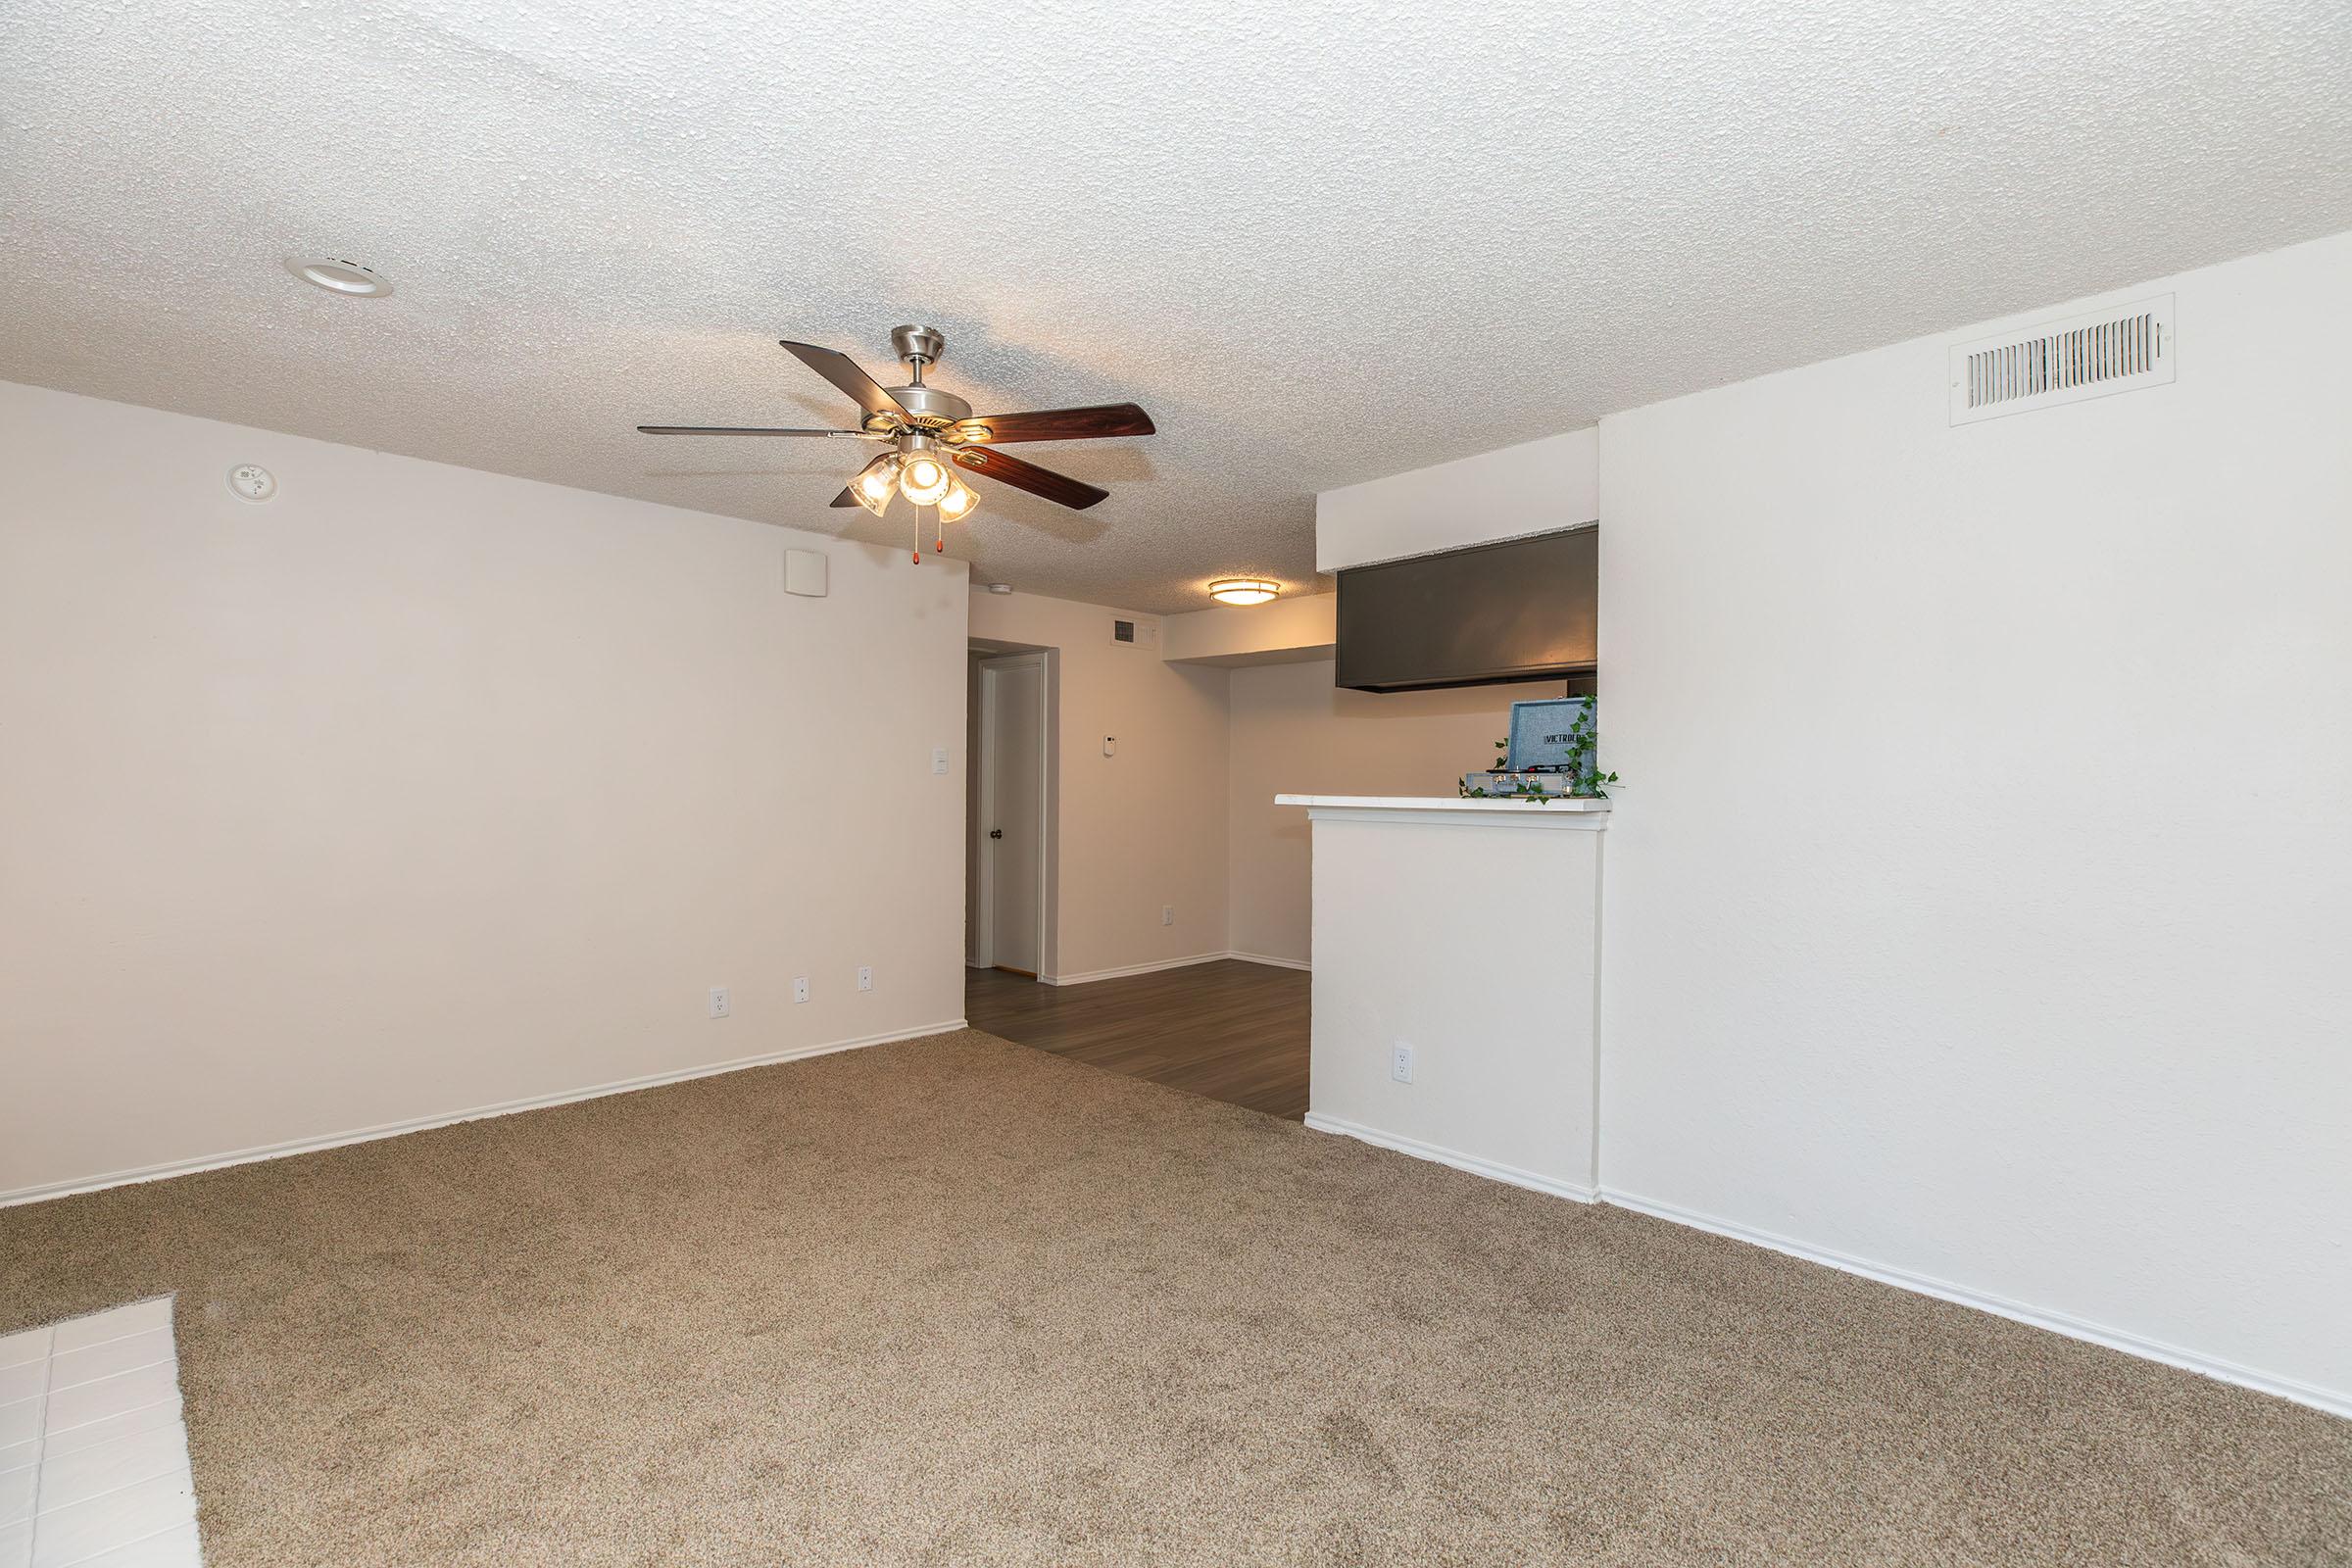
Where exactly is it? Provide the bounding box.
[971,650,1049,977]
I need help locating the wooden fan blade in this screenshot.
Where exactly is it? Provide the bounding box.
[948,403,1155,444]
[829,486,858,509]
[637,425,870,437]
[953,446,1109,511]
[779,340,907,423]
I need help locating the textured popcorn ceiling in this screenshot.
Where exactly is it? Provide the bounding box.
[3,2,2348,613]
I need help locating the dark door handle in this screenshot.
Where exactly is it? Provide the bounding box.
[989,828,1004,839]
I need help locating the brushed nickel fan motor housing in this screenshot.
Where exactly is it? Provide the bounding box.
[880,382,973,429]
[890,324,949,366]
[858,326,972,431]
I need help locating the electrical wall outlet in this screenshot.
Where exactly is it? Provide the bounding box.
[793,977,810,1004]
[708,986,730,1019]
[1392,1042,1414,1084]
[1160,905,1174,926]
[858,965,873,992]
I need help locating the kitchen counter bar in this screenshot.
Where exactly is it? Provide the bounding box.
[1279,790,1605,1199]
[1275,793,1611,827]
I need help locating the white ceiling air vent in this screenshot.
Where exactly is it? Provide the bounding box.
[1949,294,2174,425]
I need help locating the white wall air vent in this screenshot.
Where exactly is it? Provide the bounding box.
[1110,618,1158,647]
[1949,294,2174,425]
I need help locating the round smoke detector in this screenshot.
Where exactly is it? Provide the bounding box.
[284,258,393,297]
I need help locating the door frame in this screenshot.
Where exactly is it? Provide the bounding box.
[973,651,1050,974]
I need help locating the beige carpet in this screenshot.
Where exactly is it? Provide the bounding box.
[3,1030,2345,1566]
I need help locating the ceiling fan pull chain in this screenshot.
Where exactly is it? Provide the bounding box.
[934,505,944,555]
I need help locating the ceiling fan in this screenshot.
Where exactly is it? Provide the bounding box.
[639,326,1155,562]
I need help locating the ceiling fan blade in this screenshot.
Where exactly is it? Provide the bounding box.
[949,403,1155,444]
[779,340,908,423]
[636,425,874,437]
[953,447,1109,511]
[828,486,858,509]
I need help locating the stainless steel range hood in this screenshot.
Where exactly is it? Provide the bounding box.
[1333,525,1596,692]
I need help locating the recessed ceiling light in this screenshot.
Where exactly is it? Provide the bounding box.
[284,258,393,297]
[1208,578,1280,606]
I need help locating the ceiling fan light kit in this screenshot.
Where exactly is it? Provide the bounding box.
[638,326,1155,564]
[898,448,955,507]
[850,455,898,516]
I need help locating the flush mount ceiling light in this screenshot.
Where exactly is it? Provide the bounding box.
[1208,578,1280,606]
[284,258,393,297]
[637,325,1156,564]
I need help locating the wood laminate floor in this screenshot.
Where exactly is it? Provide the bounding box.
[964,958,1310,1119]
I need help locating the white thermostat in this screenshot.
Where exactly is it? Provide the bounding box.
[227,464,276,501]
[783,547,829,598]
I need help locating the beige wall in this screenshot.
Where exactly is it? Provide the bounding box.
[968,590,1230,980]
[1160,593,1335,665]
[1227,661,1528,964]
[1,380,969,1200]
[963,652,986,963]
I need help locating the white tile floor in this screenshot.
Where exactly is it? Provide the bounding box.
[0,1299,201,1567]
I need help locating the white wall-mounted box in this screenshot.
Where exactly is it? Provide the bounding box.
[784,548,829,597]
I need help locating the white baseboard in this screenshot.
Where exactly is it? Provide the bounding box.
[1041,952,1231,986]
[1596,1188,2351,1420]
[1297,1119,2345,1417]
[1041,951,1308,985]
[0,1017,970,1210]
[1225,950,1311,972]
[1304,1113,1596,1204]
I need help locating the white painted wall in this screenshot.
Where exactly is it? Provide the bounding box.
[1315,426,1596,572]
[0,381,969,1201]
[1304,805,1603,1200]
[1228,661,1535,965]
[967,589,1231,981]
[1597,231,2352,1408]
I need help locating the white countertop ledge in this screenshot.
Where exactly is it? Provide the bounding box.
[1275,793,1611,827]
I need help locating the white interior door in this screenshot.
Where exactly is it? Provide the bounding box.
[979,655,1045,975]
